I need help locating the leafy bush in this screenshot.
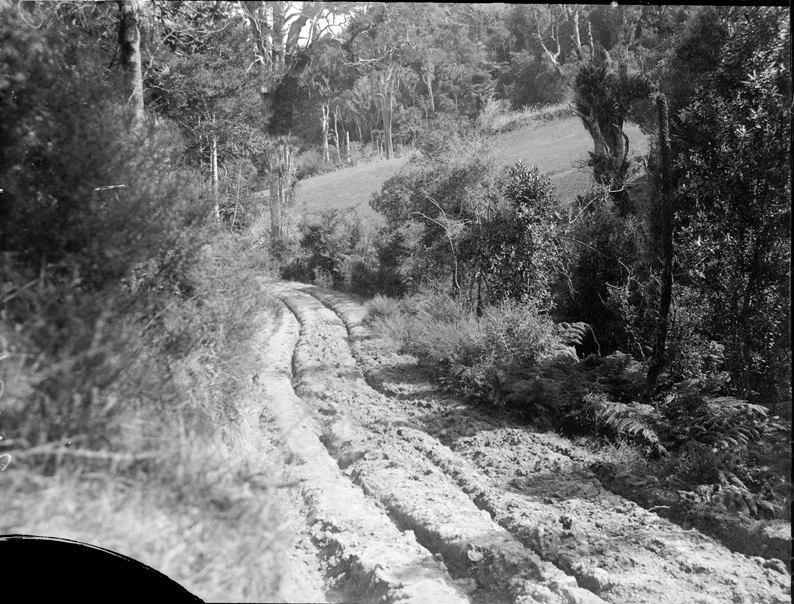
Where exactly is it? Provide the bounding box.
[462,161,563,309]
[367,287,563,405]
[661,6,791,411]
[0,2,262,456]
[295,148,333,181]
[370,123,567,312]
[279,209,377,292]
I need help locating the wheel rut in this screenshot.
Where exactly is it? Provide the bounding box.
[258,279,790,604]
[252,285,467,604]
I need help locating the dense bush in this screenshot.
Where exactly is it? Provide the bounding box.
[659,6,791,412]
[370,123,567,312]
[461,161,564,309]
[0,3,258,455]
[295,148,333,181]
[556,185,644,355]
[279,210,381,294]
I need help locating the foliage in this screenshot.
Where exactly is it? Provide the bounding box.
[146,4,267,179]
[369,124,498,291]
[280,210,371,291]
[370,123,568,311]
[0,10,286,592]
[662,390,770,454]
[367,289,667,449]
[477,99,573,134]
[661,6,791,410]
[295,148,334,181]
[461,161,563,308]
[573,63,655,191]
[566,393,663,452]
[0,9,209,290]
[558,185,650,355]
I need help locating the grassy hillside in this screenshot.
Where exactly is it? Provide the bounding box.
[294,155,411,226]
[293,116,649,227]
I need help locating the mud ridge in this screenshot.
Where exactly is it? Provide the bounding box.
[295,283,790,604]
[277,283,604,604]
[254,281,469,604]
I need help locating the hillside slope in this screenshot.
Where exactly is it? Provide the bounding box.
[294,116,649,225]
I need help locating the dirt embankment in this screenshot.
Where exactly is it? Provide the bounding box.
[250,279,790,604]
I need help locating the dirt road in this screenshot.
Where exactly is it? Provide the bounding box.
[251,279,790,604]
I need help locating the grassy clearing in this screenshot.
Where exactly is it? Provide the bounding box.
[291,116,650,229]
[293,154,412,226]
[477,100,573,134]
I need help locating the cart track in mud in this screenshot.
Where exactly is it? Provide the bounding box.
[252,279,790,604]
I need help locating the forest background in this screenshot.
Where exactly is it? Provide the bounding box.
[0,2,790,600]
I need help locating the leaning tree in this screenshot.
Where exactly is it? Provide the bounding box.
[533,5,654,209]
[571,61,654,208]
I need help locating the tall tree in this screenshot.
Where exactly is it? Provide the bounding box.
[572,61,653,206]
[240,1,350,241]
[661,6,791,404]
[645,93,672,399]
[117,0,144,130]
[147,2,264,222]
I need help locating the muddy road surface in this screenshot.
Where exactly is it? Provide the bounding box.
[249,279,790,604]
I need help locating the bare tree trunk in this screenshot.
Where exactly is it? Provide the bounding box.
[117,0,144,131]
[534,8,563,75]
[268,137,295,243]
[423,60,436,117]
[345,130,351,164]
[211,114,220,220]
[272,0,286,70]
[568,6,584,60]
[375,67,396,160]
[646,94,673,402]
[383,99,393,159]
[587,20,596,63]
[333,103,341,163]
[231,163,243,231]
[321,103,330,163]
[354,116,362,141]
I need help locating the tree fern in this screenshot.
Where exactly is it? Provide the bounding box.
[569,394,665,452]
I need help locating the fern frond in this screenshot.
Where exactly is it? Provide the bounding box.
[555,321,590,347]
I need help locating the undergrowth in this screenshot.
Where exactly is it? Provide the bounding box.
[0,8,289,598]
[365,288,791,520]
[477,99,573,134]
[0,230,290,601]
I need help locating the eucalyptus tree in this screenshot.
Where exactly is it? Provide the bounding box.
[238,1,356,241]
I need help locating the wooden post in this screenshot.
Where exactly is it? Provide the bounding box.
[645,94,673,403]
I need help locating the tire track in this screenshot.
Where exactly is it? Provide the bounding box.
[275,282,608,604]
[252,283,469,604]
[296,283,790,604]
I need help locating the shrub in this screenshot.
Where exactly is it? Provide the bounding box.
[279,210,372,291]
[462,161,564,309]
[559,185,649,355]
[295,148,332,181]
[367,286,564,409]
[477,100,574,134]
